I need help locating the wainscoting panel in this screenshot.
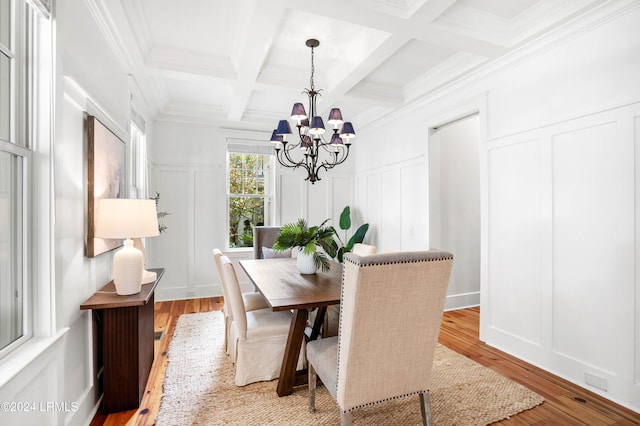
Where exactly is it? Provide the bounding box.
[193,171,221,292]
[401,162,429,250]
[278,174,305,225]
[487,138,546,346]
[150,169,192,300]
[331,176,353,225]
[551,120,633,373]
[364,174,381,246]
[636,113,640,386]
[379,169,401,250]
[484,103,640,411]
[307,178,330,227]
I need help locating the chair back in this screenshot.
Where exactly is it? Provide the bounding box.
[220,255,248,339]
[336,250,453,413]
[253,226,281,259]
[212,249,231,315]
[352,243,377,256]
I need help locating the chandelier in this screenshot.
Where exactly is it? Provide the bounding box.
[270,39,356,184]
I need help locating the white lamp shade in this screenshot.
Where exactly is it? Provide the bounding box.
[95,198,160,239]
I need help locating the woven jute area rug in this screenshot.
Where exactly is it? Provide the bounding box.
[156,311,543,425]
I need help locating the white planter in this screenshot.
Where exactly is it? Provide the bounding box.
[296,251,317,274]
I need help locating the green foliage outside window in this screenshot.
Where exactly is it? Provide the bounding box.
[228,153,269,248]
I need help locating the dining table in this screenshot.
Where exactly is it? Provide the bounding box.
[239,257,342,397]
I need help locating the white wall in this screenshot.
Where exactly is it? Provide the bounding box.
[354,4,640,412]
[0,0,156,424]
[148,121,356,300]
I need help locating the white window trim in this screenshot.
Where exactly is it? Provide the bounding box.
[0,0,59,382]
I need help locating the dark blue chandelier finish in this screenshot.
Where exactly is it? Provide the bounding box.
[270,39,356,184]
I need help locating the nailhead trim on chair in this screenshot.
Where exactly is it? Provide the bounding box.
[343,250,453,268]
[341,391,431,414]
[335,250,451,413]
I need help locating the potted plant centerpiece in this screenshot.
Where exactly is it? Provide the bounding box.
[273,218,337,274]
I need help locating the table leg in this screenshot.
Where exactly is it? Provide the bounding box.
[309,306,327,341]
[276,308,308,397]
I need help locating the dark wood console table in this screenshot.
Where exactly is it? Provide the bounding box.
[80,268,164,414]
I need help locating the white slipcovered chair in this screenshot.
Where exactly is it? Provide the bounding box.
[212,248,268,354]
[220,255,305,386]
[324,243,377,337]
[307,250,453,425]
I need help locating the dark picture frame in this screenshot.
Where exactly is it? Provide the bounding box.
[85,114,126,258]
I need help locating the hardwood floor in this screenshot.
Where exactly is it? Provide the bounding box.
[91,299,639,425]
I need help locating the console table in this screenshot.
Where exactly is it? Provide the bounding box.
[80,268,164,414]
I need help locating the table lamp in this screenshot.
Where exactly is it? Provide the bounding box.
[94,198,160,295]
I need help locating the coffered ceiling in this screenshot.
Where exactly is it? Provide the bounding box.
[97,0,612,131]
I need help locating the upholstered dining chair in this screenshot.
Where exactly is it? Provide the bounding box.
[220,255,305,386]
[213,249,268,354]
[307,250,453,426]
[324,243,377,338]
[253,226,284,259]
[351,243,377,256]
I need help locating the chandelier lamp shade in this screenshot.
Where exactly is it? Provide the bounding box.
[270,39,356,184]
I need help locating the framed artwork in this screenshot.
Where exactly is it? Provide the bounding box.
[85,114,126,258]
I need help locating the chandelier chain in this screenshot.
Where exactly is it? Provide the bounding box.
[309,45,315,91]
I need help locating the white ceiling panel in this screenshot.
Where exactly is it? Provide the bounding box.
[96,0,615,130]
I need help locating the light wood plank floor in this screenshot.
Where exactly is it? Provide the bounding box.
[91,298,639,425]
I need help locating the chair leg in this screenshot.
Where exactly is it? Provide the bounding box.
[224,318,229,353]
[308,363,317,413]
[340,411,352,426]
[419,392,432,426]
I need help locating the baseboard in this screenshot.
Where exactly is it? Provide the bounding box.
[444,291,480,311]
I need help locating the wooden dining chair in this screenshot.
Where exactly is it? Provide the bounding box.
[220,255,305,386]
[213,248,268,354]
[307,250,453,425]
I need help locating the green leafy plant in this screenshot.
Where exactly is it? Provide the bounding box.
[273,218,337,272]
[334,206,369,263]
[151,192,170,233]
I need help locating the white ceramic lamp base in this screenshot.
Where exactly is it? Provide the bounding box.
[113,239,144,295]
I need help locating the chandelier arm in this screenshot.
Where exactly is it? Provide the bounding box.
[320,145,350,169]
[276,146,308,172]
[276,143,321,183]
[281,143,308,169]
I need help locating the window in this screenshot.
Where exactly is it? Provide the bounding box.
[0,0,51,359]
[0,0,27,357]
[129,116,148,199]
[227,149,273,248]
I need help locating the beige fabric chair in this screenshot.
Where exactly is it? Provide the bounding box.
[307,250,453,425]
[351,243,377,256]
[220,255,305,386]
[253,226,282,259]
[212,249,268,354]
[324,243,377,337]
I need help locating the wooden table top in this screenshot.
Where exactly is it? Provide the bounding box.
[80,268,165,310]
[239,258,342,311]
